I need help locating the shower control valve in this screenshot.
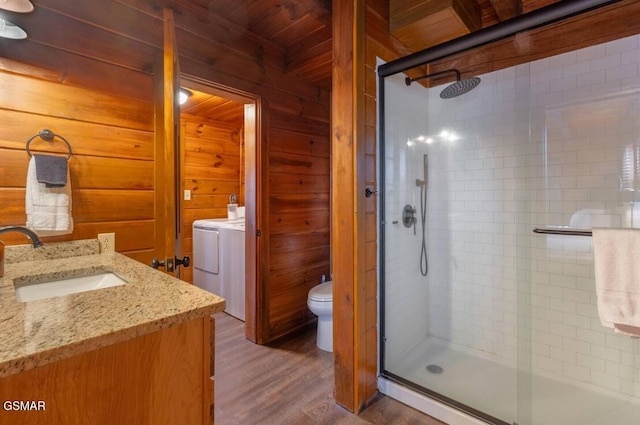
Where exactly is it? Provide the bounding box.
[402,204,417,234]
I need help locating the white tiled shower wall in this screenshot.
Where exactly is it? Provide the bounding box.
[383,34,640,398]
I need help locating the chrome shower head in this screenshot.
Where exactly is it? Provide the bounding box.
[405,68,481,99]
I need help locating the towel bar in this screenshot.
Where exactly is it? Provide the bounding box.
[533,227,592,236]
[26,129,72,159]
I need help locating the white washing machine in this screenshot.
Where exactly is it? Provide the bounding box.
[193,218,246,321]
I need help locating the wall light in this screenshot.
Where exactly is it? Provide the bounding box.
[0,0,34,13]
[179,88,192,105]
[0,18,27,39]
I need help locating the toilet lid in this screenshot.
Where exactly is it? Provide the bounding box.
[309,281,332,302]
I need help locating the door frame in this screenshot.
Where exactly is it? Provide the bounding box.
[176,75,264,343]
[153,8,180,275]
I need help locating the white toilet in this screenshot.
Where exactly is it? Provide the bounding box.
[307,280,333,352]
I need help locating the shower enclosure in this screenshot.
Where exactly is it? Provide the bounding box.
[378,32,640,425]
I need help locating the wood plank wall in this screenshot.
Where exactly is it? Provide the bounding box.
[267,109,331,339]
[0,0,331,344]
[160,5,331,342]
[180,113,244,284]
[129,0,332,343]
[0,69,156,263]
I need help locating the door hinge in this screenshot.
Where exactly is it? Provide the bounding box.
[256,229,262,237]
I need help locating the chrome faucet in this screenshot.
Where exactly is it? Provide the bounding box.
[0,226,44,278]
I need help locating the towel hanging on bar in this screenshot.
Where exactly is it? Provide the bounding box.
[593,228,640,337]
[34,154,68,187]
[24,129,73,235]
[25,155,73,235]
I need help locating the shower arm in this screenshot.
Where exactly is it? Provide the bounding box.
[405,69,461,86]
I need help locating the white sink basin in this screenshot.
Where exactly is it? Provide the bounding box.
[15,272,128,302]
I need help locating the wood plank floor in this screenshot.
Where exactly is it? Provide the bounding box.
[213,312,445,424]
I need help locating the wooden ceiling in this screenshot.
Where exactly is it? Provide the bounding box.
[0,0,565,96]
[180,87,244,123]
[387,0,564,56]
[201,0,333,89]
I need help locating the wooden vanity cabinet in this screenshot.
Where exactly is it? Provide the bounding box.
[0,316,215,425]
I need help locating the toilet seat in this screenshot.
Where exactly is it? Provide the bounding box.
[309,281,332,302]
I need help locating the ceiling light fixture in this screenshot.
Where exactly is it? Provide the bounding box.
[179,88,192,105]
[0,18,27,39]
[0,0,34,13]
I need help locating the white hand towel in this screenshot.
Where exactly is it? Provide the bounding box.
[593,228,640,337]
[25,156,73,235]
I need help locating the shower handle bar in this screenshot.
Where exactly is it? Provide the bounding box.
[533,227,592,236]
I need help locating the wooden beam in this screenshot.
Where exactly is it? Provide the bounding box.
[332,0,369,413]
[489,0,523,21]
[332,0,356,411]
[390,0,482,51]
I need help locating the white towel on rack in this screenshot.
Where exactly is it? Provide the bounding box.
[593,228,640,337]
[25,156,73,235]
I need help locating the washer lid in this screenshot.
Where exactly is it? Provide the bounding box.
[193,219,221,230]
[309,281,332,302]
[193,218,245,230]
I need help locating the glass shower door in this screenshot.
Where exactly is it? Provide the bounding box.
[380,64,534,425]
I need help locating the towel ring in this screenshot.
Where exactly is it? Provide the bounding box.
[26,129,73,159]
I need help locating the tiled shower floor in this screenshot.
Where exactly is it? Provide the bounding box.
[389,339,640,425]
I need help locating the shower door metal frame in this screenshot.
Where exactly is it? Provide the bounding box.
[377,1,624,424]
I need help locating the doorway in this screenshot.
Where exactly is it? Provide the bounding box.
[178,77,260,342]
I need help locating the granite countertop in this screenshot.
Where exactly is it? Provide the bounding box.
[0,239,224,379]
